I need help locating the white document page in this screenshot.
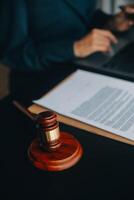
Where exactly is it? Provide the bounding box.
[34,70,134,141]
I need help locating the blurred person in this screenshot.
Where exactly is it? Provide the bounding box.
[0,0,134,100]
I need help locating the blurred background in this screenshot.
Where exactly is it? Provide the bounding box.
[97,0,134,13]
[0,0,133,99]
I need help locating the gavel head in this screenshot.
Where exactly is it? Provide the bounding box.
[36,111,61,151]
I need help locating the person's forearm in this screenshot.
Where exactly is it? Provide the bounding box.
[90,7,134,32]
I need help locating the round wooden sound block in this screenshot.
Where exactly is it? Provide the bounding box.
[28,132,83,171]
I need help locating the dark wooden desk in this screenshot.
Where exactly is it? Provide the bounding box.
[1,96,134,199]
[1,26,134,199]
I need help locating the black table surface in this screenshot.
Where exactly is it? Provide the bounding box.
[1,65,134,199]
[1,95,134,199]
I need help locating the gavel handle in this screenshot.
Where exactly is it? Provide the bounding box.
[13,100,37,121]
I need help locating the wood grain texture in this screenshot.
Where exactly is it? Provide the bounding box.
[0,64,10,99]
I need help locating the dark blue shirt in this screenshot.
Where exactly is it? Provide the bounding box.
[0,0,96,70]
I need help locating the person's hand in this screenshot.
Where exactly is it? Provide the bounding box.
[109,4,134,32]
[74,29,117,58]
[122,4,134,12]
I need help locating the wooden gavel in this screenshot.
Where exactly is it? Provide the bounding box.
[28,111,83,171]
[13,101,83,171]
[36,111,61,150]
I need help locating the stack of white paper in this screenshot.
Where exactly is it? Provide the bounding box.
[34,70,134,141]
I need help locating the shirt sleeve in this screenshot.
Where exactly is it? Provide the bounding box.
[0,0,77,71]
[1,38,75,71]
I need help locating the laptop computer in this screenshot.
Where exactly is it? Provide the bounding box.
[73,28,134,81]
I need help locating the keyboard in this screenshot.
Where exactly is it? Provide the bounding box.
[103,42,134,73]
